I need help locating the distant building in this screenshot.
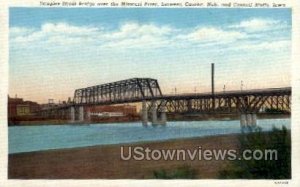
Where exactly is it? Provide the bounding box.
[87,105,138,122]
[8,96,40,118]
[88,105,137,115]
[16,104,30,116]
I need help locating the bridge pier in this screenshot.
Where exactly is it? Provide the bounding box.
[252,113,257,126]
[246,114,252,127]
[160,105,167,125]
[240,113,257,132]
[79,106,84,122]
[68,106,87,124]
[240,114,246,129]
[70,106,75,123]
[142,100,148,126]
[151,101,158,125]
[86,109,91,123]
[141,100,167,126]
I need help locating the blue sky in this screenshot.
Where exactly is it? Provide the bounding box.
[9,8,291,103]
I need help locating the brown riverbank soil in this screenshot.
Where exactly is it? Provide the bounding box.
[9,134,240,179]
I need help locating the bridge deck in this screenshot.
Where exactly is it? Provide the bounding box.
[40,87,291,111]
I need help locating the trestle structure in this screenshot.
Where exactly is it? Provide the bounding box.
[39,78,291,127]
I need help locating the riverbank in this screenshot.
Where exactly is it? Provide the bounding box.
[9,134,240,179]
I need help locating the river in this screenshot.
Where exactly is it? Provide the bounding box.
[9,118,290,154]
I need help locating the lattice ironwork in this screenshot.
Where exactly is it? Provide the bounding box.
[40,80,291,119]
[163,87,291,114]
[73,78,162,105]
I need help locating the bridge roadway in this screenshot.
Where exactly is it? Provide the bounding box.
[41,86,291,114]
[39,78,290,121]
[39,78,291,126]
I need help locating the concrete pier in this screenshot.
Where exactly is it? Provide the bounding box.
[86,110,91,123]
[142,101,148,126]
[160,105,167,125]
[251,113,257,126]
[246,114,252,127]
[151,101,158,125]
[70,107,75,123]
[240,114,246,128]
[79,106,84,122]
[240,113,257,132]
[141,100,167,126]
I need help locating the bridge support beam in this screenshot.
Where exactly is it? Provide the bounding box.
[86,110,91,123]
[70,106,75,123]
[240,113,257,132]
[79,106,84,122]
[160,105,167,125]
[246,114,252,127]
[240,114,246,129]
[252,113,257,126]
[142,100,148,126]
[151,101,158,125]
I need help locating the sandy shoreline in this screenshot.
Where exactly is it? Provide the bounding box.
[9,134,240,179]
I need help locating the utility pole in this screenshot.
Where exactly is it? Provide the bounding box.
[211,63,215,96]
[241,80,244,91]
[211,63,215,111]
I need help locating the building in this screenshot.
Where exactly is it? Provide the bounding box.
[87,105,138,122]
[8,96,40,118]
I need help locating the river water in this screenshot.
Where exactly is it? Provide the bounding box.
[9,118,290,154]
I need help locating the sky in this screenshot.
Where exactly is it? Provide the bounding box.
[9,8,291,103]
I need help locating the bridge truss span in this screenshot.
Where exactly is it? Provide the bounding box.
[73,78,162,105]
[163,87,291,114]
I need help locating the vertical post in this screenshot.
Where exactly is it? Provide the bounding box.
[246,113,252,127]
[252,113,257,126]
[79,106,84,122]
[70,106,75,123]
[86,108,91,123]
[211,63,214,95]
[151,101,158,125]
[160,101,167,125]
[142,100,148,126]
[187,99,192,112]
[211,63,215,111]
[240,114,246,129]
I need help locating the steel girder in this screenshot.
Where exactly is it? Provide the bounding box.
[73,78,162,105]
[163,92,291,114]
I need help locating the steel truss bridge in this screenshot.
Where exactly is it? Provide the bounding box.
[73,78,162,105]
[41,78,291,118]
[162,88,291,114]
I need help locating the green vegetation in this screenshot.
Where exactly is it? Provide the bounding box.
[153,165,197,179]
[219,126,291,179]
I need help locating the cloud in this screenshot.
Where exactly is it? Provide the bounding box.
[110,22,172,39]
[10,18,290,51]
[10,22,175,49]
[101,22,174,48]
[41,22,100,35]
[179,27,246,43]
[10,27,35,38]
[11,23,100,45]
[9,18,291,101]
[233,40,290,52]
[229,18,287,32]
